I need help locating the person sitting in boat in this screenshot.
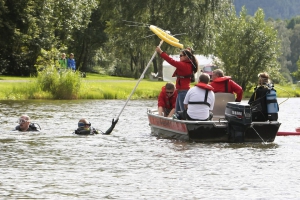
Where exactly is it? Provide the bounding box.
[158,82,178,117]
[14,115,40,132]
[183,73,215,121]
[210,69,243,102]
[248,72,279,121]
[74,118,118,135]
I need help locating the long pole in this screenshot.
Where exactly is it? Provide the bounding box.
[116,40,164,120]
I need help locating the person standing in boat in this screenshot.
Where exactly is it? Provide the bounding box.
[248,72,278,121]
[14,115,40,132]
[210,69,243,102]
[74,118,118,135]
[183,73,215,121]
[158,82,178,117]
[155,46,198,112]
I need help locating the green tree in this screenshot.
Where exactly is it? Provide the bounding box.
[288,24,300,75]
[269,19,293,83]
[292,57,300,80]
[100,0,229,78]
[0,0,98,76]
[0,0,41,75]
[287,16,300,29]
[215,6,281,90]
[70,6,108,72]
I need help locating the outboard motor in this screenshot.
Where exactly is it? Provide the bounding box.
[225,102,252,142]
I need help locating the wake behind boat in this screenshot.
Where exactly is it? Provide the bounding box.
[148,93,281,143]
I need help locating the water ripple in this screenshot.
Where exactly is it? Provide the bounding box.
[0,99,300,199]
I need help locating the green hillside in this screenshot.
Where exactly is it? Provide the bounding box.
[234,0,300,19]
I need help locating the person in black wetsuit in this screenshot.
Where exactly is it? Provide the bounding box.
[248,72,278,121]
[74,118,118,135]
[14,115,40,132]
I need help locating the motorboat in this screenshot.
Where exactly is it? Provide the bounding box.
[147,93,281,143]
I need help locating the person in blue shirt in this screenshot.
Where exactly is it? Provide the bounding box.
[67,53,76,71]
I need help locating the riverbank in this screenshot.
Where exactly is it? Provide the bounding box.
[0,74,299,100]
[0,74,166,100]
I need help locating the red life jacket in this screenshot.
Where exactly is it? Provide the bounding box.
[188,83,214,107]
[195,82,214,91]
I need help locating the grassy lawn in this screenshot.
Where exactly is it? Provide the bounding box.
[0,75,36,81]
[0,73,166,100]
[82,73,137,81]
[0,74,131,81]
[0,73,299,100]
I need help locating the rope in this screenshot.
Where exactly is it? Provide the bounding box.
[250,125,267,144]
[275,85,290,105]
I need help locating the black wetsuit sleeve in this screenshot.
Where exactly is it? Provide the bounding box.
[103,118,118,135]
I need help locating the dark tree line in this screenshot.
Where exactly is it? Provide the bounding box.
[0,0,225,77]
[1,0,300,86]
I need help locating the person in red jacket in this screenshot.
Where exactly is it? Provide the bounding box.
[155,46,198,112]
[210,69,243,102]
[158,82,178,117]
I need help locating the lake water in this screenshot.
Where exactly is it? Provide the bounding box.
[0,98,300,199]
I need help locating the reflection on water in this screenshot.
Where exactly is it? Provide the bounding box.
[0,98,300,199]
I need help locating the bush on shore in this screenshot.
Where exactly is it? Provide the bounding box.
[37,67,81,99]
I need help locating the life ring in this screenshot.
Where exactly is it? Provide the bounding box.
[149,25,183,49]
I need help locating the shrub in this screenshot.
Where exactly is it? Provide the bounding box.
[37,67,81,99]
